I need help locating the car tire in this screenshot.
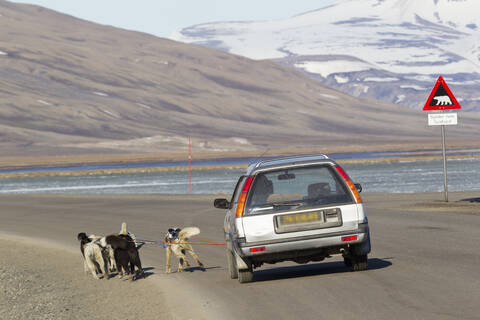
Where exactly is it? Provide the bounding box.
[226,247,238,279]
[238,269,254,283]
[352,254,368,271]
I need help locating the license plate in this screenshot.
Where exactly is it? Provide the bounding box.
[279,211,322,225]
[275,209,342,233]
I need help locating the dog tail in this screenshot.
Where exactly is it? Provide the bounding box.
[178,227,200,240]
[129,232,137,244]
[120,222,128,235]
[88,234,102,241]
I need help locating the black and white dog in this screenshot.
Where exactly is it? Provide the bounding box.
[165,227,204,274]
[77,232,109,280]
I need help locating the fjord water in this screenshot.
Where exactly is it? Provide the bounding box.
[0,158,479,194]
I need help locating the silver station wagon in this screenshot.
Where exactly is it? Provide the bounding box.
[214,154,371,283]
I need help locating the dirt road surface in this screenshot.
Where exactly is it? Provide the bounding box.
[1,192,479,319]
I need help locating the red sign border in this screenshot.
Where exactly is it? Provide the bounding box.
[423,76,461,111]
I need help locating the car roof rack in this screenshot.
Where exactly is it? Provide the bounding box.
[253,154,330,169]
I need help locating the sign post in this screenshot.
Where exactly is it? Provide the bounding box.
[423,76,461,202]
[441,124,448,202]
[188,136,192,194]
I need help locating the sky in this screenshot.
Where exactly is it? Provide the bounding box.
[11,0,334,38]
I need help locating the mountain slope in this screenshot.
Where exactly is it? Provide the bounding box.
[173,0,480,111]
[1,0,479,159]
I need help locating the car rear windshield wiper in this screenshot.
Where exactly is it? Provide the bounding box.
[251,202,303,212]
[271,202,303,208]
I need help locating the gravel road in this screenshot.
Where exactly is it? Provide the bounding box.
[1,192,479,319]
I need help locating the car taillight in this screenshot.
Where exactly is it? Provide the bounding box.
[335,165,363,204]
[235,176,254,217]
[342,235,358,242]
[249,246,265,253]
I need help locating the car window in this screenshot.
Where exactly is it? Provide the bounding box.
[244,165,353,215]
[230,175,247,206]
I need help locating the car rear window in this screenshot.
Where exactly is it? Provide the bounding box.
[244,165,353,215]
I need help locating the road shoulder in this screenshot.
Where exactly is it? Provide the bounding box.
[0,235,173,320]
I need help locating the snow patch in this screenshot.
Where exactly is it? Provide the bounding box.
[364,77,399,82]
[396,95,406,103]
[353,84,369,93]
[400,85,427,90]
[295,60,372,78]
[37,100,52,106]
[136,103,152,109]
[319,93,339,100]
[101,109,120,118]
[447,80,480,85]
[334,75,349,84]
[232,138,249,145]
[297,109,312,115]
[405,75,436,82]
[93,91,109,97]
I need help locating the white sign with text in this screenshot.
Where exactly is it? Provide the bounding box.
[428,113,458,126]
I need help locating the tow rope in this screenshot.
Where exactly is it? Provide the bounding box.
[135,237,226,248]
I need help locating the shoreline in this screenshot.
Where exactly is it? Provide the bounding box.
[1,143,479,168]
[0,153,479,179]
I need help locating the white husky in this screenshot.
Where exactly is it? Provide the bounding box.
[165,227,205,273]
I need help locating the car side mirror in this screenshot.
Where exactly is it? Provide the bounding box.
[214,198,230,209]
[354,183,362,193]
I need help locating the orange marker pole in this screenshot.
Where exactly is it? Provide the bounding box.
[188,136,192,194]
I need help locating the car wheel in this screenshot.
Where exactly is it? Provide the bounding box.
[226,247,238,279]
[238,269,254,283]
[352,254,368,271]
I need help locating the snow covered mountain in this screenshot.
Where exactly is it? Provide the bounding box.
[172,0,480,111]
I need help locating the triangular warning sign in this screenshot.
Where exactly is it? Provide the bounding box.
[423,76,461,111]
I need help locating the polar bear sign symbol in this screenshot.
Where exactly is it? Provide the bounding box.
[432,95,452,106]
[423,76,461,111]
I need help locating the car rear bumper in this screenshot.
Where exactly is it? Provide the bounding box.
[236,223,370,257]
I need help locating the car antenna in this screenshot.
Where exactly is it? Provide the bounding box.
[256,148,270,160]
